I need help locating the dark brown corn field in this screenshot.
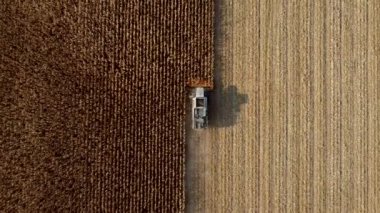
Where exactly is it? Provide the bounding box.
[0,1,213,212]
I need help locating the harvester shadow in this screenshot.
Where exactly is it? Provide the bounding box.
[207,86,248,128]
[207,0,248,128]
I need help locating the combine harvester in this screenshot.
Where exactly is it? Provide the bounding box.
[188,79,213,130]
[191,87,208,129]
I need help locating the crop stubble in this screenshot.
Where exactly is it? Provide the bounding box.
[188,0,380,212]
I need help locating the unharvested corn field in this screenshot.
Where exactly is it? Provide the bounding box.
[0,1,213,212]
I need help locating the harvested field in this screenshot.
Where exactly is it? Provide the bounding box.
[187,0,380,212]
[0,1,213,212]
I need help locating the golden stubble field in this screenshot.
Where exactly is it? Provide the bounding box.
[186,0,380,212]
